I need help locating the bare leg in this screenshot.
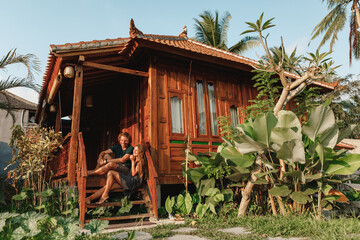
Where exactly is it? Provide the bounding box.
[88,162,117,176]
[95,153,113,170]
[97,171,122,204]
[85,182,121,204]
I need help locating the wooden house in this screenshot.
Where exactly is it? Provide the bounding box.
[35,20,336,224]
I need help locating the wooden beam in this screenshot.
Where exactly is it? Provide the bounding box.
[83,61,149,77]
[148,55,158,151]
[68,56,84,186]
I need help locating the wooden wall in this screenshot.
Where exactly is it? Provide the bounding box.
[153,55,257,184]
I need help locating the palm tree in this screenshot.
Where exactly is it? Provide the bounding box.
[194,10,259,54]
[312,0,360,65]
[0,49,40,121]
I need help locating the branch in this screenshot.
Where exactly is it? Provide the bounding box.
[289,72,310,90]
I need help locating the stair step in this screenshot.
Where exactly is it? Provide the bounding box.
[86,200,148,208]
[85,213,151,222]
[86,187,145,193]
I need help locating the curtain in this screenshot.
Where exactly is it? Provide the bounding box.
[170,96,183,133]
[196,81,207,135]
[208,83,218,135]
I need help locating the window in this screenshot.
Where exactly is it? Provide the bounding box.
[170,96,183,133]
[230,105,239,128]
[196,81,207,135]
[208,83,218,135]
[196,80,218,136]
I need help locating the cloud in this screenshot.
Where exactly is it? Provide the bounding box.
[7,88,39,104]
[286,37,308,55]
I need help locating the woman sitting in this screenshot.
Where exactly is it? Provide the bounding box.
[85,144,148,204]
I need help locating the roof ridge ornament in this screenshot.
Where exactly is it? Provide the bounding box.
[178,25,187,38]
[129,18,144,38]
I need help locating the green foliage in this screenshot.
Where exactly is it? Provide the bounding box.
[117,196,133,215]
[7,125,63,195]
[165,193,194,217]
[344,189,360,202]
[222,103,360,214]
[246,71,281,119]
[84,219,109,234]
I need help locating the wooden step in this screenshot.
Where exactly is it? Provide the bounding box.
[86,187,145,194]
[86,200,148,208]
[85,213,151,223]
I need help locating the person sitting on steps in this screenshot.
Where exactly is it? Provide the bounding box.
[85,144,148,204]
[87,132,134,176]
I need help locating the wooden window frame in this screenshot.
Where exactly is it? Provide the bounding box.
[168,92,186,137]
[195,78,219,138]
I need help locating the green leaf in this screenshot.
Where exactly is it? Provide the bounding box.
[337,124,357,144]
[269,185,292,197]
[233,134,267,154]
[252,178,268,185]
[276,110,301,130]
[220,146,255,168]
[325,154,360,175]
[318,124,339,149]
[0,219,6,232]
[290,192,312,204]
[184,193,192,215]
[118,197,133,214]
[302,186,318,195]
[322,195,340,202]
[39,189,54,197]
[322,184,333,195]
[205,188,221,197]
[195,203,208,218]
[187,167,205,184]
[302,105,335,141]
[271,128,301,148]
[198,178,215,196]
[12,191,27,201]
[176,194,185,210]
[276,140,305,164]
[165,196,175,215]
[305,173,322,182]
[221,189,234,202]
[253,112,278,147]
[284,170,305,183]
[84,219,109,234]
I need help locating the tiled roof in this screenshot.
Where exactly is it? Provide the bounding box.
[46,32,337,90]
[0,91,37,110]
[50,38,129,53]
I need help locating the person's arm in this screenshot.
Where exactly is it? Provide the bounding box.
[130,155,139,176]
[98,149,113,165]
[107,154,131,165]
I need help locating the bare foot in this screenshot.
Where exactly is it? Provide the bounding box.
[96,196,109,205]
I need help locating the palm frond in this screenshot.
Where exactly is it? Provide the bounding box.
[312,3,348,50]
[0,49,41,82]
[219,11,231,48]
[0,76,40,92]
[228,36,260,54]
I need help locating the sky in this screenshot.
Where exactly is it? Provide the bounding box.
[1,0,359,104]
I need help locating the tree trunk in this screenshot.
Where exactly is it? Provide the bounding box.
[238,166,262,216]
[353,1,360,29]
[273,87,289,116]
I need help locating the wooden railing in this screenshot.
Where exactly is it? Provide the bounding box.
[77,132,87,226]
[145,144,158,219]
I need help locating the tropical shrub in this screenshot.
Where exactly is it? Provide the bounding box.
[185,103,360,216]
[6,125,63,196]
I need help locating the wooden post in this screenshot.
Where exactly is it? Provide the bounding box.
[55,93,62,133]
[68,56,84,186]
[148,55,158,150]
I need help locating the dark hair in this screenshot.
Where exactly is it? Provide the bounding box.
[118,132,132,145]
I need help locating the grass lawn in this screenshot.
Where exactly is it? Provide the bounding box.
[138,213,360,240]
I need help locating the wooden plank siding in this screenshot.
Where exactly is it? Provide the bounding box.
[153,55,258,184]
